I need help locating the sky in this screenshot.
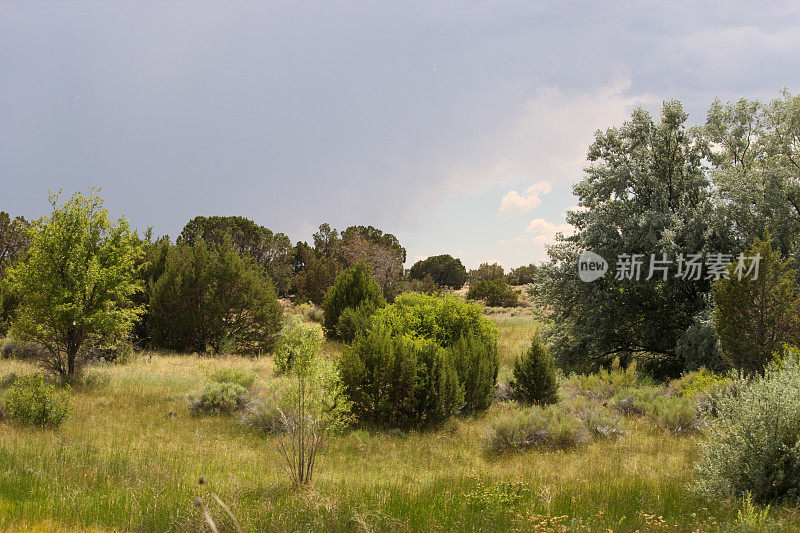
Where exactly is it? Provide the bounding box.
[1,1,799,269]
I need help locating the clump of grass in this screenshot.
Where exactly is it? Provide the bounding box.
[188,381,249,414]
[464,478,532,512]
[486,405,588,452]
[611,386,665,416]
[3,373,70,428]
[645,396,701,434]
[563,366,639,401]
[209,367,257,389]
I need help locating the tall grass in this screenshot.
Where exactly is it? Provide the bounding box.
[0,324,793,531]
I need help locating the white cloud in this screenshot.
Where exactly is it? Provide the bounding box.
[499,181,552,216]
[525,218,575,245]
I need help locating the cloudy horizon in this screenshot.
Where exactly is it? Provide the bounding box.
[2,1,799,268]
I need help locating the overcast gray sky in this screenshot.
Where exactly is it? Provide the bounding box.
[2,1,798,268]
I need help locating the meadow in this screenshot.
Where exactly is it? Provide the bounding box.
[0,310,796,533]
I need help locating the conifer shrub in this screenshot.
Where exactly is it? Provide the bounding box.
[509,334,559,405]
[322,262,385,339]
[339,293,498,427]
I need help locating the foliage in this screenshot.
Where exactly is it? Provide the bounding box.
[4,374,70,427]
[189,381,249,414]
[372,292,497,349]
[209,367,257,390]
[292,254,339,306]
[506,264,537,286]
[509,334,559,405]
[148,240,283,354]
[336,303,378,344]
[340,327,462,428]
[274,331,352,485]
[675,305,728,373]
[562,366,639,401]
[696,348,800,503]
[394,275,440,296]
[466,278,518,307]
[341,225,406,264]
[409,254,468,289]
[0,211,29,276]
[713,234,800,374]
[178,215,294,294]
[341,235,403,299]
[274,318,322,374]
[468,262,504,284]
[5,190,144,380]
[340,293,498,426]
[131,235,170,345]
[321,262,385,339]
[448,330,499,412]
[533,101,731,374]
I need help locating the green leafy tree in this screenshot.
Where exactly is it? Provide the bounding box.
[321,262,385,339]
[409,254,468,289]
[149,239,282,354]
[705,93,800,260]
[713,235,800,374]
[6,191,144,379]
[534,101,731,374]
[510,334,559,405]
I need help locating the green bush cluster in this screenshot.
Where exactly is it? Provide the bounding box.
[3,374,70,427]
[408,254,468,289]
[340,293,498,427]
[696,348,800,503]
[466,279,518,307]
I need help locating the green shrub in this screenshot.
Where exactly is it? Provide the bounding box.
[336,303,377,344]
[149,240,283,354]
[322,262,385,339]
[209,367,257,389]
[509,334,559,405]
[274,318,323,374]
[448,331,499,412]
[4,374,70,427]
[340,327,463,428]
[466,279,518,307]
[189,381,249,414]
[339,293,499,426]
[696,348,800,503]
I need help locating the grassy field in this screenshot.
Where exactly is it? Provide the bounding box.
[0,315,796,532]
